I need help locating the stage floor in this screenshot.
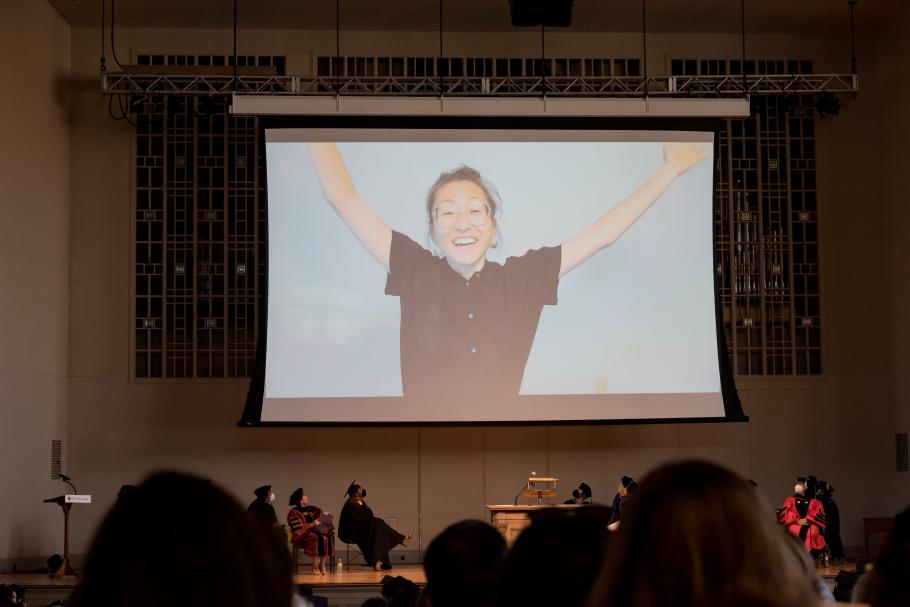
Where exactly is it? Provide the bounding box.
[0,563,853,607]
[292,563,426,586]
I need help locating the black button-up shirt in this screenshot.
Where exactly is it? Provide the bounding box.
[385,231,561,396]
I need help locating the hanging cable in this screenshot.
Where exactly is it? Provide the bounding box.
[741,0,747,96]
[540,23,546,96]
[110,0,123,68]
[335,0,341,94]
[439,0,444,93]
[848,0,858,74]
[100,0,107,74]
[641,0,648,96]
[232,0,238,89]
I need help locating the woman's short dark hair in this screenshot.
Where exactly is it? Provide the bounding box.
[424,166,501,226]
[69,472,293,607]
[587,460,819,607]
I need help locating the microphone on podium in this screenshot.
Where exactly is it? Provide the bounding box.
[513,471,536,505]
[58,473,78,494]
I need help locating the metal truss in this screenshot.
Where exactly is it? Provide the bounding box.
[102,73,858,98]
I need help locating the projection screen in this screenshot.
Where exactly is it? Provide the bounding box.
[244,124,742,424]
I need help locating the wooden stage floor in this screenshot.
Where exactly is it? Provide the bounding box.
[1,563,854,607]
[293,563,426,586]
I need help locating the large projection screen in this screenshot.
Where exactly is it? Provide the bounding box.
[246,123,742,425]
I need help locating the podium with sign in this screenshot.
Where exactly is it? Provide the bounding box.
[43,494,91,576]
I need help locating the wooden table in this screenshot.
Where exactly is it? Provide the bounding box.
[486,504,582,545]
[862,517,895,557]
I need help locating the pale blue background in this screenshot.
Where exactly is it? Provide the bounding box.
[265,137,720,398]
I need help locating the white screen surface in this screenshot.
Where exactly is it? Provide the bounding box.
[261,128,724,423]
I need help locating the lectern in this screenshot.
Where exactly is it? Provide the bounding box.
[43,494,90,576]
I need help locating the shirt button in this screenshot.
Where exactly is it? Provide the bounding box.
[465,281,470,287]
[469,347,477,354]
[467,313,475,320]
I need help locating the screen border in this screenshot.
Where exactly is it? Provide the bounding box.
[239,115,746,427]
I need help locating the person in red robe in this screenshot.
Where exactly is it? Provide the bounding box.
[287,488,335,575]
[779,476,826,555]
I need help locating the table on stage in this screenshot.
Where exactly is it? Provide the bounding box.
[486,504,583,544]
[862,517,895,556]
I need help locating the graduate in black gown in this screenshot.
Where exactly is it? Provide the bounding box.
[818,481,845,560]
[338,482,411,570]
[608,476,637,530]
[246,485,278,527]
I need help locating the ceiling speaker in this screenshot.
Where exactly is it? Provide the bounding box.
[510,0,574,27]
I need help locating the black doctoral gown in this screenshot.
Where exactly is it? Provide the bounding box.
[338,501,402,564]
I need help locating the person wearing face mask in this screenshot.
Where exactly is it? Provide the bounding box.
[564,482,593,505]
[778,476,826,553]
[247,484,279,527]
[307,142,710,397]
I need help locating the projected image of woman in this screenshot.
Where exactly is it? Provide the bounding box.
[307,142,709,397]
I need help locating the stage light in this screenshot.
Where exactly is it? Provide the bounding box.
[814,92,841,118]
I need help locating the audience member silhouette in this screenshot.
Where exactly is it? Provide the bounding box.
[422,520,507,607]
[69,472,294,607]
[500,506,610,607]
[587,460,820,607]
[853,506,910,607]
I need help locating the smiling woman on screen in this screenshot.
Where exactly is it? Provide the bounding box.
[307,141,709,397]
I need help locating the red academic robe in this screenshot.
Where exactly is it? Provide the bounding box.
[288,506,335,557]
[778,495,826,551]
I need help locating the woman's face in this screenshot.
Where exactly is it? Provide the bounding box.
[300,493,309,506]
[430,180,495,269]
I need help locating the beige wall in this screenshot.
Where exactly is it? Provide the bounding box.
[0,1,71,566]
[0,12,893,565]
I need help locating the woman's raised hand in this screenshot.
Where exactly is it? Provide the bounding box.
[662,141,712,176]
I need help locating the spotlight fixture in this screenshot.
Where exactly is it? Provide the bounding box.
[814,92,841,118]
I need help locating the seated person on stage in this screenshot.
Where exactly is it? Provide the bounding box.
[288,488,335,575]
[778,476,826,554]
[818,480,845,562]
[339,481,411,571]
[587,460,821,607]
[607,476,636,530]
[247,484,279,527]
[563,482,593,505]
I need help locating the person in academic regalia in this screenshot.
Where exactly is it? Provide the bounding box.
[818,480,845,561]
[778,476,826,554]
[563,482,593,505]
[607,476,636,530]
[287,488,335,575]
[338,482,411,571]
[246,485,279,527]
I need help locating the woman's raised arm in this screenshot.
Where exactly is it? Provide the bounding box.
[308,143,393,271]
[558,141,711,277]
